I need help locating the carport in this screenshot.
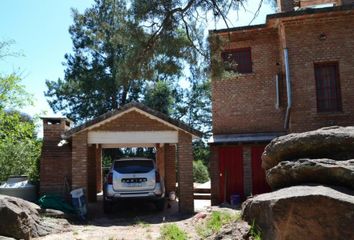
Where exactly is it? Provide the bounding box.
[40,102,202,213]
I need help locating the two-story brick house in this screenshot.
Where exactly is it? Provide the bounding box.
[209,0,354,204]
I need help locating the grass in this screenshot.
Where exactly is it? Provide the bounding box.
[159,223,188,240]
[196,211,240,238]
[249,220,262,240]
[134,218,151,228]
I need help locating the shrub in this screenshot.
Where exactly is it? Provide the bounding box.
[159,224,188,240]
[193,160,209,183]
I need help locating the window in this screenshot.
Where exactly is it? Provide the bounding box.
[314,62,342,112]
[221,48,252,74]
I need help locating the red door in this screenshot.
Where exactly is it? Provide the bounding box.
[251,146,271,194]
[219,147,244,203]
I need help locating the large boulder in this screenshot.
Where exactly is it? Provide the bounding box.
[0,195,69,239]
[266,158,354,190]
[262,126,354,170]
[242,185,354,240]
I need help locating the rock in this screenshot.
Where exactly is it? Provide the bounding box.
[207,220,252,240]
[262,126,354,170]
[39,208,66,218]
[0,195,69,239]
[193,212,208,222]
[266,158,354,190]
[242,185,354,240]
[0,236,16,240]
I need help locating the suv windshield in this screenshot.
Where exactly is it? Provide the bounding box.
[113,160,154,174]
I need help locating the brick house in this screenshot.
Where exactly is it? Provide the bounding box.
[40,102,201,213]
[209,0,354,204]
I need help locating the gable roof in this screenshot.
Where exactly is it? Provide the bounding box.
[63,102,203,139]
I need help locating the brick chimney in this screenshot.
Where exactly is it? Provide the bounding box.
[277,0,296,12]
[40,117,73,197]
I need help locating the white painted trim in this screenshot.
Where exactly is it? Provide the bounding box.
[101,143,156,148]
[88,131,178,144]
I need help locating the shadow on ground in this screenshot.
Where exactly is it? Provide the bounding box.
[84,195,192,227]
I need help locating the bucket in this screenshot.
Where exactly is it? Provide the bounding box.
[230,194,241,206]
[70,188,87,220]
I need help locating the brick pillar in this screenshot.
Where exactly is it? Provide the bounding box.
[156,144,166,179]
[177,131,194,213]
[40,118,72,196]
[96,145,102,193]
[72,131,88,194]
[209,145,220,205]
[165,144,176,194]
[243,146,252,197]
[87,145,97,202]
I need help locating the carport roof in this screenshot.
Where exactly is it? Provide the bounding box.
[63,102,203,139]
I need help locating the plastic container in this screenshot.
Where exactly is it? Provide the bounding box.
[0,176,37,202]
[230,194,241,206]
[70,188,87,220]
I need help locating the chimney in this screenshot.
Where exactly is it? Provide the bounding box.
[40,117,73,197]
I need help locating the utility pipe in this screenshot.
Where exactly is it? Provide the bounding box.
[284,48,292,129]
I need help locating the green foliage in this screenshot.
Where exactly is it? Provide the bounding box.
[0,110,41,183]
[0,74,32,109]
[0,59,40,183]
[159,224,188,240]
[193,140,210,166]
[45,0,213,139]
[196,211,240,238]
[144,81,174,115]
[193,160,209,183]
[250,220,262,240]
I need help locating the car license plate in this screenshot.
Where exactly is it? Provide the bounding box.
[126,183,142,187]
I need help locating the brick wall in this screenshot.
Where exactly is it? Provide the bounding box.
[210,9,354,205]
[277,0,348,12]
[284,14,354,132]
[277,0,295,12]
[40,119,72,196]
[212,11,354,136]
[92,110,174,131]
[177,130,194,213]
[212,28,285,135]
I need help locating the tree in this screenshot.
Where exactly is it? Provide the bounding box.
[45,0,194,122]
[144,81,174,115]
[0,42,41,182]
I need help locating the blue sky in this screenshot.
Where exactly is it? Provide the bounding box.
[0,0,274,119]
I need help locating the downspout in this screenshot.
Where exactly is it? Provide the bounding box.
[284,48,292,129]
[275,74,280,110]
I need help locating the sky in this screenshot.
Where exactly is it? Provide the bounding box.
[0,0,275,120]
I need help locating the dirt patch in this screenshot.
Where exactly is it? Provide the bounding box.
[35,200,241,240]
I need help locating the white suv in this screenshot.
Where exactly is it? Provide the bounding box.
[103,158,165,213]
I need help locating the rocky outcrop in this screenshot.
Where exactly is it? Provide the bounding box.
[266,158,354,190]
[242,185,354,240]
[0,195,69,240]
[261,126,354,170]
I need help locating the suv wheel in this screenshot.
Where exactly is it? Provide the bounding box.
[155,198,165,211]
